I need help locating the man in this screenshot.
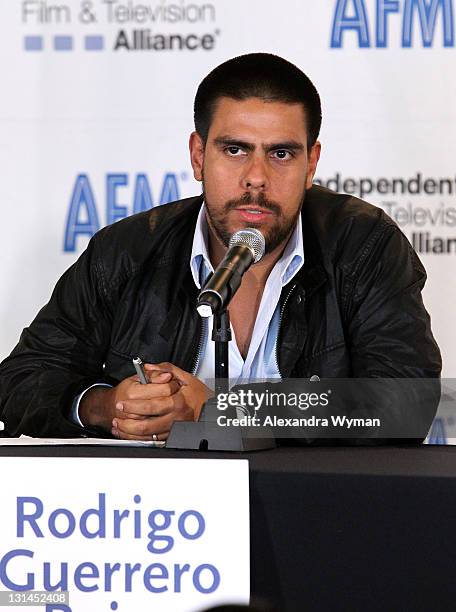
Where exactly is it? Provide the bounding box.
[0,53,441,440]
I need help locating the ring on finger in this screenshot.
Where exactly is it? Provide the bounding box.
[152,433,158,442]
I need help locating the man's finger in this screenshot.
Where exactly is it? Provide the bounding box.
[123,378,181,400]
[114,407,147,420]
[147,371,173,383]
[116,396,175,416]
[113,414,173,437]
[144,362,189,385]
[112,427,166,441]
[113,428,169,442]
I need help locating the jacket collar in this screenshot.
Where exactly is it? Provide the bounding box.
[160,192,328,329]
[281,195,328,302]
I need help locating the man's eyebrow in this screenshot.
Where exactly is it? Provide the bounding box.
[264,140,305,152]
[213,137,254,151]
[212,137,305,153]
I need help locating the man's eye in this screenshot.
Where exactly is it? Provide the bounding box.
[272,150,292,160]
[225,146,243,156]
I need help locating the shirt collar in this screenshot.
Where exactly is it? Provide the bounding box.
[190,203,304,289]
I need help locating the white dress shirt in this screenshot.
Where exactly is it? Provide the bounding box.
[190,204,304,386]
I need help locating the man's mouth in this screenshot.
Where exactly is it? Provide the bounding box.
[235,207,274,222]
[240,208,268,214]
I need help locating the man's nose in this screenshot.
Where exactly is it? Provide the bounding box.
[240,155,269,191]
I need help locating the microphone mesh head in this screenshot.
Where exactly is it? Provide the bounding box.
[229,228,265,263]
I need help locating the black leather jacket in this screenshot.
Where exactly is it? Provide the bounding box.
[0,185,442,437]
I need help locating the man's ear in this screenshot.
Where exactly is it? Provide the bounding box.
[189,131,205,182]
[306,141,321,189]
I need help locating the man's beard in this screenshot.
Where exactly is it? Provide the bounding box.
[203,188,306,255]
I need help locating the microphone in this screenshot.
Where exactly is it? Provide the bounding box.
[197,228,265,317]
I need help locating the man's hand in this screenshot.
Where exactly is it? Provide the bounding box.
[79,363,212,441]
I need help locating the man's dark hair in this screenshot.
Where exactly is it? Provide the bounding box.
[194,53,322,150]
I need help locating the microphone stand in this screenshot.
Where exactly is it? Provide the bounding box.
[167,227,275,450]
[167,304,275,451]
[213,308,230,397]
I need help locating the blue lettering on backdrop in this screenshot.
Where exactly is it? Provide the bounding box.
[106,174,128,225]
[376,0,400,47]
[63,174,100,252]
[331,0,454,47]
[159,172,180,203]
[64,172,181,252]
[331,0,371,47]
[133,174,153,214]
[402,0,454,47]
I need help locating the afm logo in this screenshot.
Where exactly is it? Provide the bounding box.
[331,0,454,47]
[63,172,183,252]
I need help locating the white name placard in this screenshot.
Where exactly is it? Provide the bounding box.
[0,457,250,611]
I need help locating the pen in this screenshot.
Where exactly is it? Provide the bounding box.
[132,357,164,447]
[132,356,148,385]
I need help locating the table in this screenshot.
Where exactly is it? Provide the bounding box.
[0,445,455,612]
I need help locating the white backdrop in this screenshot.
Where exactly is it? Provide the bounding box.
[1,0,455,375]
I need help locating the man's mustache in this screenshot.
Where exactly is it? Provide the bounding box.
[224,192,282,216]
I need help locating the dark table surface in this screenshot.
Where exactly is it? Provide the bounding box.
[0,444,455,612]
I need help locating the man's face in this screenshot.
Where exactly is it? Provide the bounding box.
[189,97,321,253]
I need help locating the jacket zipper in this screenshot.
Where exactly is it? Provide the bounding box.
[192,283,297,377]
[191,316,207,375]
[274,283,297,378]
